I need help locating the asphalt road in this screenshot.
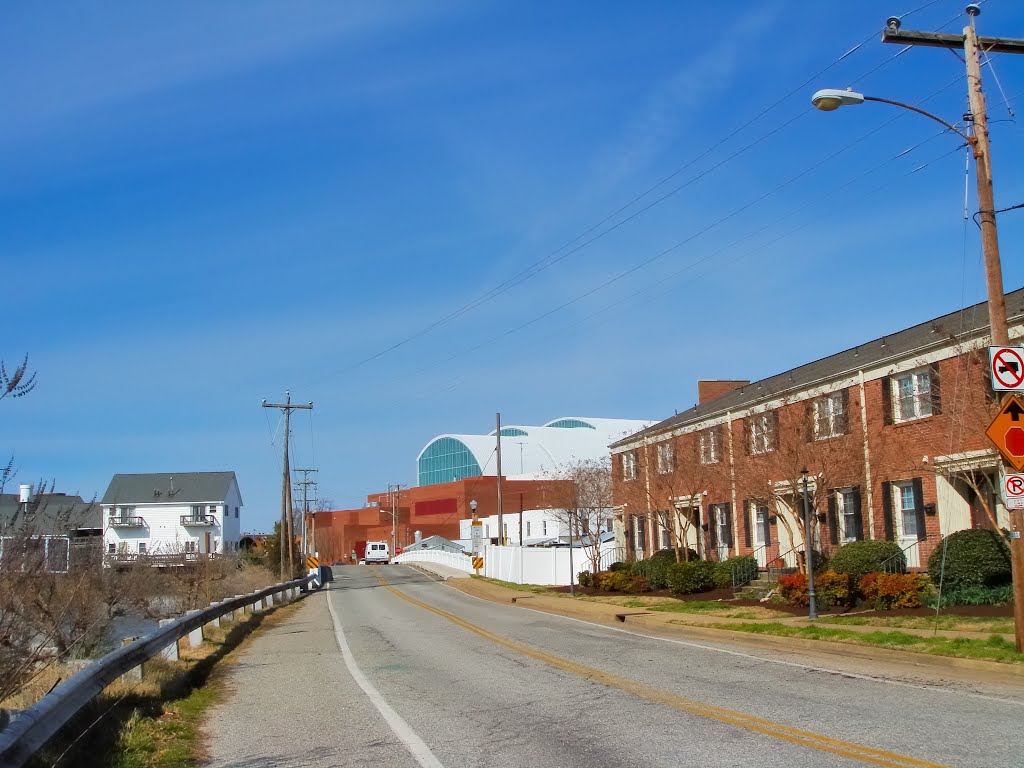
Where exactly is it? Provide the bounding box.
[204,566,1024,768]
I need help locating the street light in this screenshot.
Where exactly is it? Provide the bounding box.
[469,498,477,519]
[800,468,818,621]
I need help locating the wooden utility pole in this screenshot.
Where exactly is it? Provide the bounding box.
[294,468,318,557]
[495,412,504,545]
[883,4,1024,651]
[262,392,313,577]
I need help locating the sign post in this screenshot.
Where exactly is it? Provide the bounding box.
[470,520,484,575]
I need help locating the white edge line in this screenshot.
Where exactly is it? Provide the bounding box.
[404,570,1024,709]
[325,586,447,768]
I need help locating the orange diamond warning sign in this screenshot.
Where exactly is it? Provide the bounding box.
[986,394,1024,471]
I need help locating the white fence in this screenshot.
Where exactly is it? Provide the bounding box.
[392,549,474,573]
[483,542,625,586]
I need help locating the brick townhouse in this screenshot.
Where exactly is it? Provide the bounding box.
[610,289,1024,570]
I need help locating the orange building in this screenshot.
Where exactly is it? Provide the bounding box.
[312,476,570,564]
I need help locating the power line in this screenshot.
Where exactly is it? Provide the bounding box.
[307,10,931,387]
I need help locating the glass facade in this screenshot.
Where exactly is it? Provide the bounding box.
[546,419,595,429]
[418,437,483,486]
[498,428,528,437]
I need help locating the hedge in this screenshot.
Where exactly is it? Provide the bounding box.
[928,529,1012,591]
[828,540,905,583]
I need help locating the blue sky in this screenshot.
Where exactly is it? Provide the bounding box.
[5,1,1024,531]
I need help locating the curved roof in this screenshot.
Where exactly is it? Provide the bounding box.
[417,416,654,486]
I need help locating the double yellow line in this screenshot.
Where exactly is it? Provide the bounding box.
[373,572,951,768]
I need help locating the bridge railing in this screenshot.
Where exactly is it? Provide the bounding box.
[0,575,313,768]
[392,549,473,572]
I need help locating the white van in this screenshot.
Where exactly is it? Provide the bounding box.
[364,541,390,564]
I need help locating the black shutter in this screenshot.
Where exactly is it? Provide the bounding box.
[827,491,839,545]
[724,503,733,555]
[743,501,752,548]
[852,486,864,541]
[930,363,942,415]
[838,389,850,435]
[708,506,717,548]
[805,400,816,442]
[912,477,927,541]
[881,377,893,426]
[881,481,894,540]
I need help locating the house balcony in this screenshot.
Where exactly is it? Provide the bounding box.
[180,514,217,527]
[108,515,146,528]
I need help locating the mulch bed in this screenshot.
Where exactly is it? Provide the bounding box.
[547,584,1012,618]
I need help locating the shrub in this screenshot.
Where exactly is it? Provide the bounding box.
[666,560,717,596]
[859,572,930,610]
[928,529,1012,591]
[629,576,652,593]
[829,540,905,583]
[576,571,592,588]
[778,573,809,606]
[608,561,629,573]
[652,548,700,563]
[713,555,759,589]
[632,557,672,589]
[815,570,852,609]
[927,583,1013,608]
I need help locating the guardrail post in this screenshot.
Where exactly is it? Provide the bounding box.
[158,619,179,661]
[186,610,204,648]
[251,592,264,613]
[205,602,221,629]
[234,594,248,615]
[120,637,143,683]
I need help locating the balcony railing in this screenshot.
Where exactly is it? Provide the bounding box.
[180,514,217,527]
[108,515,146,528]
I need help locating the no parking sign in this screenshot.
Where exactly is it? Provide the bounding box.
[1001,472,1024,510]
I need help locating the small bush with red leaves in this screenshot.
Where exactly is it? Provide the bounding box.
[778,573,809,606]
[859,572,931,610]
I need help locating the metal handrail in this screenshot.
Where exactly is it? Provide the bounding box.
[880,541,915,574]
[0,575,312,767]
[731,547,762,591]
[107,515,146,528]
[767,546,799,584]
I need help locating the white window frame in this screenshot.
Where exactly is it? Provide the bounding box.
[837,488,857,542]
[893,369,932,423]
[699,429,719,465]
[749,413,775,455]
[814,392,846,439]
[894,481,918,539]
[622,451,637,481]
[656,441,674,474]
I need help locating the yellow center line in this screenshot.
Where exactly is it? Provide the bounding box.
[372,572,952,768]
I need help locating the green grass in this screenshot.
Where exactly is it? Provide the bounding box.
[111,684,220,768]
[706,622,1024,663]
[817,614,1015,634]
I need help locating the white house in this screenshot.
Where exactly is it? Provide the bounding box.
[102,472,242,559]
[459,508,615,545]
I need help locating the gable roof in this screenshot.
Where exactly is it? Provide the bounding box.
[0,493,101,535]
[612,288,1024,449]
[101,472,240,505]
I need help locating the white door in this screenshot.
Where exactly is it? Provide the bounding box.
[894,483,920,568]
[752,504,769,567]
[715,506,730,561]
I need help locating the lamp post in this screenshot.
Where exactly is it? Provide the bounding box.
[800,468,818,621]
[814,7,1024,652]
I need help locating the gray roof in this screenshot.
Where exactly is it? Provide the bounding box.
[101,472,240,505]
[612,288,1024,448]
[0,493,102,535]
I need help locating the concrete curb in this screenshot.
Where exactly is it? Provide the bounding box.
[447,578,1024,679]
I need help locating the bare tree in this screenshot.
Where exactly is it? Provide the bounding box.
[0,355,37,403]
[550,459,614,576]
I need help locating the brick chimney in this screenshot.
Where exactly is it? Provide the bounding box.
[697,380,749,405]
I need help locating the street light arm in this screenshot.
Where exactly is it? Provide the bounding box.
[862,95,974,143]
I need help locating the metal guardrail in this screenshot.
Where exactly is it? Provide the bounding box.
[179,514,217,527]
[0,575,312,768]
[107,516,146,528]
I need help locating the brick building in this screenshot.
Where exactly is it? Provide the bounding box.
[312,476,571,564]
[610,290,1024,570]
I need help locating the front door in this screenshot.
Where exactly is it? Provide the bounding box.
[715,506,730,562]
[894,483,920,568]
[753,504,769,567]
[203,532,211,555]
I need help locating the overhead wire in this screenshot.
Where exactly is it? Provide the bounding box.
[378,74,966,395]
[308,5,945,386]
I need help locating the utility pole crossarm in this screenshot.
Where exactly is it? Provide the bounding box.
[262,403,313,410]
[882,28,1024,55]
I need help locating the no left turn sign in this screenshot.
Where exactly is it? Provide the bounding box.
[990,346,1024,391]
